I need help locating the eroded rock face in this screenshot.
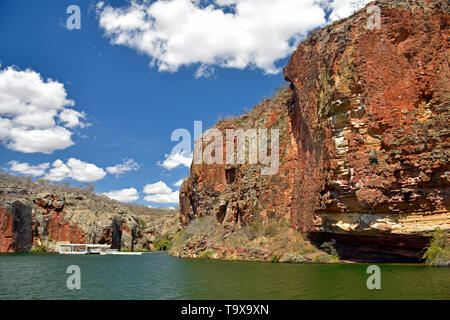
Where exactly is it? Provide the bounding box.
[0,203,14,252]
[30,193,148,252]
[0,200,32,252]
[180,0,449,262]
[284,0,449,261]
[180,89,297,230]
[0,185,179,253]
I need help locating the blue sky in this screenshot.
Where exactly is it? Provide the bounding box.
[0,0,361,207]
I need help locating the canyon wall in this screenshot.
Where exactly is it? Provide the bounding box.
[179,0,449,262]
[0,176,179,253]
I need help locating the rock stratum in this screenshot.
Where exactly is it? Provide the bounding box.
[177,0,449,262]
[0,174,179,253]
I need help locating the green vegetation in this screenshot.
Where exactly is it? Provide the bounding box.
[198,250,215,259]
[138,217,147,229]
[153,236,172,251]
[280,254,304,263]
[320,239,339,259]
[318,239,340,263]
[263,220,278,237]
[30,245,47,253]
[422,229,450,267]
[312,254,339,264]
[246,219,263,240]
[170,214,332,264]
[127,248,149,253]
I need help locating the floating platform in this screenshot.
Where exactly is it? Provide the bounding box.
[58,243,142,255]
[100,251,142,255]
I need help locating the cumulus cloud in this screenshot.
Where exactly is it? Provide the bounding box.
[0,66,87,154]
[143,181,179,204]
[103,188,139,203]
[144,192,179,204]
[106,158,140,176]
[97,0,329,75]
[328,0,371,21]
[158,151,193,170]
[143,181,173,195]
[7,160,50,177]
[173,179,185,187]
[6,157,139,183]
[44,158,107,183]
[59,108,87,128]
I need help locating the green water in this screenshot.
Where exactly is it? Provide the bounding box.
[0,252,448,300]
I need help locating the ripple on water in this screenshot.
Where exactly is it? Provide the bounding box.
[0,253,449,300]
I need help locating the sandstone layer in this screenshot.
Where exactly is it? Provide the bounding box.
[179,0,449,262]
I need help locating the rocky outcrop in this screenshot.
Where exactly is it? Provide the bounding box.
[0,200,32,252]
[179,89,297,229]
[0,203,15,252]
[179,0,449,262]
[0,175,179,253]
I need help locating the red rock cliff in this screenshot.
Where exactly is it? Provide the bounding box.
[0,176,179,253]
[179,0,449,262]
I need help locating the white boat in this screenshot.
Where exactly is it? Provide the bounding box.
[100,250,142,255]
[58,243,142,255]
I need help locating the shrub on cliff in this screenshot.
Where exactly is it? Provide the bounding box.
[320,239,339,259]
[270,255,279,263]
[153,236,171,251]
[30,245,47,253]
[181,216,217,241]
[422,229,450,267]
[198,250,214,259]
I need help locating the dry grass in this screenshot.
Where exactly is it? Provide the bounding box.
[0,172,174,216]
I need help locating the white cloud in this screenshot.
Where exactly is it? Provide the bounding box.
[66,158,107,183]
[106,158,140,176]
[6,157,139,183]
[45,158,106,183]
[143,181,179,204]
[7,160,50,177]
[144,191,179,204]
[173,179,185,187]
[195,65,215,79]
[0,66,87,154]
[103,188,139,202]
[328,0,371,21]
[143,181,173,195]
[158,151,192,170]
[97,0,329,75]
[59,109,86,128]
[44,159,71,182]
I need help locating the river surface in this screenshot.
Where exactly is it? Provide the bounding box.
[0,252,449,300]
